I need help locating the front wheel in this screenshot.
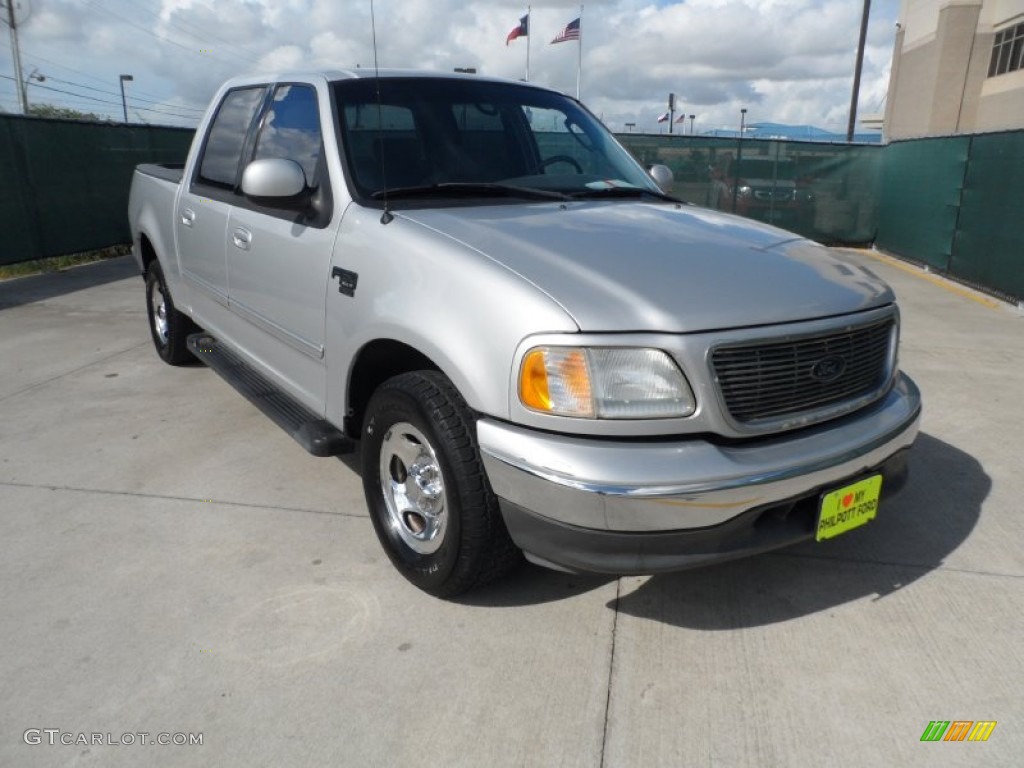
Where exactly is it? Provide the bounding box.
[361,371,520,597]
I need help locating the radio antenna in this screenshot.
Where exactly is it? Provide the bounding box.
[370,0,393,224]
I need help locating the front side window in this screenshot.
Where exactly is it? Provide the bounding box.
[252,85,323,184]
[197,87,266,188]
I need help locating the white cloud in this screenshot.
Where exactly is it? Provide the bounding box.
[2,0,896,134]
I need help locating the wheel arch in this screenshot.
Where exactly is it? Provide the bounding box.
[345,338,443,436]
[139,232,158,272]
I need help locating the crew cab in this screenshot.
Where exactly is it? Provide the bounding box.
[128,70,921,596]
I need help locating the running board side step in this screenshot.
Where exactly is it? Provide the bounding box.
[187,333,354,457]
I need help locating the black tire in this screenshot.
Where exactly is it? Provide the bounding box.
[145,261,194,365]
[361,371,520,597]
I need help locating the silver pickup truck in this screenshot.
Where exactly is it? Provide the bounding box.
[128,70,921,597]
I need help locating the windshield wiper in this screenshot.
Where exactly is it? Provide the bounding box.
[371,182,570,202]
[568,187,680,203]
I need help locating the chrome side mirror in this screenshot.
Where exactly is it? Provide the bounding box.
[648,164,674,195]
[241,158,308,204]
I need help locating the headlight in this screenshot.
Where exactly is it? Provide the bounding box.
[737,185,752,197]
[519,347,696,419]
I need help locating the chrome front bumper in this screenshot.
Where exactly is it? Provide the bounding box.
[478,373,921,573]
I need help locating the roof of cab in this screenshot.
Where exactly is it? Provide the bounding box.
[218,69,560,95]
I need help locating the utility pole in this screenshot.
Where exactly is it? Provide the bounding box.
[847,0,871,142]
[668,93,675,134]
[4,0,28,114]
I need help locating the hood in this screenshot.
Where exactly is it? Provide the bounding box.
[401,201,893,333]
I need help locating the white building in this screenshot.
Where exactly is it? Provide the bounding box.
[884,0,1024,139]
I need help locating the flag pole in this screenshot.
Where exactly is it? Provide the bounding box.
[526,6,531,82]
[576,5,583,99]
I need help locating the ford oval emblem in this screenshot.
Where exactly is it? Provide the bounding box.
[810,355,846,383]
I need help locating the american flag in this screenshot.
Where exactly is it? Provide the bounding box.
[551,17,580,44]
[675,114,687,123]
[506,14,529,45]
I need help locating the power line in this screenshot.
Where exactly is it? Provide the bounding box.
[82,0,264,69]
[13,48,172,103]
[40,73,204,113]
[6,51,208,117]
[108,0,265,66]
[0,72,200,121]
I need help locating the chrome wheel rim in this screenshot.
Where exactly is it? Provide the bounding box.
[150,286,169,346]
[379,422,448,555]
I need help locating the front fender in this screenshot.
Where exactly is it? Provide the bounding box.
[323,205,577,427]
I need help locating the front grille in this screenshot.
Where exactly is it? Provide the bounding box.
[711,318,894,425]
[753,189,794,201]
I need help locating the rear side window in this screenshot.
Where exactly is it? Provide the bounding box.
[252,85,323,184]
[197,87,266,187]
[343,103,416,131]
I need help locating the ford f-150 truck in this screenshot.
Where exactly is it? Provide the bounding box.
[128,70,921,597]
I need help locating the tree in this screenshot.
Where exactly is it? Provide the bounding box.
[26,103,107,122]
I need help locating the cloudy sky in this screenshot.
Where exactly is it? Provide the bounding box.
[0,0,899,133]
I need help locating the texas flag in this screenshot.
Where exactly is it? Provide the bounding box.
[507,14,529,45]
[656,112,670,123]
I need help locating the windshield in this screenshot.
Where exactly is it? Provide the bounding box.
[332,77,659,204]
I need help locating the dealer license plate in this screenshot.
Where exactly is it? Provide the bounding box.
[816,475,883,542]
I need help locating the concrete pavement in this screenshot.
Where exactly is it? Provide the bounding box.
[1,251,1021,767]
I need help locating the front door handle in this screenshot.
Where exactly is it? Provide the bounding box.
[180,208,195,227]
[231,227,252,251]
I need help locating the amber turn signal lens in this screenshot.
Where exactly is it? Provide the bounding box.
[520,349,552,411]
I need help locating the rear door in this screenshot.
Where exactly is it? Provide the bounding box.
[225,83,337,411]
[178,86,266,324]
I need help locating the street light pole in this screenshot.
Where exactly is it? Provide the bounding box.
[689,115,695,135]
[731,108,747,214]
[23,67,44,111]
[119,74,133,123]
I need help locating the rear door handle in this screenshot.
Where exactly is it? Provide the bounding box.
[231,227,252,250]
[180,208,195,227]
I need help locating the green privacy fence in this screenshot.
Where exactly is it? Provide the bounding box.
[616,134,884,243]
[619,130,1020,301]
[875,136,970,270]
[874,130,1023,301]
[0,113,1019,301]
[0,115,194,266]
[950,132,1024,299]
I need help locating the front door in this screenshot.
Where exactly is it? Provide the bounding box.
[225,84,336,411]
[178,85,267,326]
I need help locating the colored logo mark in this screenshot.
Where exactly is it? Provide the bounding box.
[920,720,996,742]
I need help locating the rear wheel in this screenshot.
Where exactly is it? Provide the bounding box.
[361,371,520,597]
[145,261,194,365]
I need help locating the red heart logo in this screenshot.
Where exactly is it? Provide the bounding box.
[842,494,854,508]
